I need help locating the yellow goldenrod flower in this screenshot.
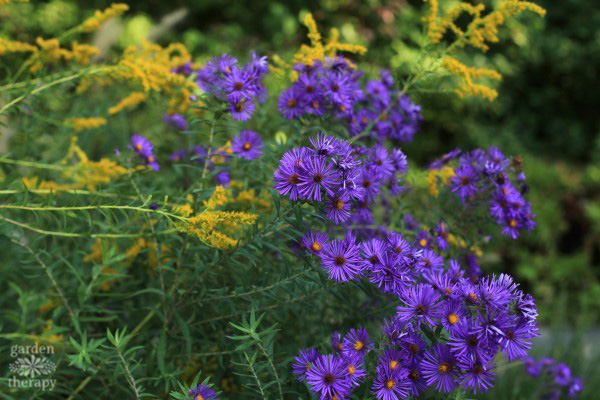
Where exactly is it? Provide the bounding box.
[64,117,107,132]
[426,165,455,197]
[108,92,146,115]
[70,41,100,64]
[38,299,59,314]
[77,3,129,33]
[0,37,37,55]
[442,57,502,101]
[204,185,232,210]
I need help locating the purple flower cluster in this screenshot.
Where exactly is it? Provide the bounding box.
[432,147,536,239]
[278,61,422,143]
[524,357,583,398]
[189,383,218,400]
[274,133,408,226]
[293,227,540,398]
[130,134,159,171]
[292,328,373,400]
[196,52,268,121]
[163,113,189,131]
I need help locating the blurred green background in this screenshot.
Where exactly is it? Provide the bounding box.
[2,0,599,396]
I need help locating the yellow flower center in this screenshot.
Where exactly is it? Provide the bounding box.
[390,360,398,370]
[438,362,450,374]
[135,143,142,150]
[311,242,322,252]
[354,340,364,351]
[385,379,396,389]
[448,313,459,325]
[243,142,252,151]
[147,155,155,162]
[509,219,517,228]
[348,365,356,375]
[419,238,427,247]
[334,198,344,210]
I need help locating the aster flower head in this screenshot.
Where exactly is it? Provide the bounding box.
[131,134,154,157]
[369,144,394,178]
[170,149,187,162]
[223,66,255,100]
[278,87,305,119]
[292,348,320,381]
[342,327,373,360]
[189,383,218,400]
[406,363,427,397]
[228,94,255,121]
[448,320,491,362]
[344,354,367,388]
[380,349,407,373]
[568,377,583,398]
[523,356,541,377]
[298,156,339,202]
[458,357,496,394]
[414,249,444,275]
[554,363,572,386]
[325,190,352,224]
[440,299,467,333]
[450,164,480,202]
[397,284,441,328]
[306,354,351,400]
[163,113,189,131]
[368,251,410,295]
[382,316,411,345]
[231,130,263,160]
[302,230,329,255]
[310,133,339,157]
[499,319,537,361]
[372,364,409,400]
[421,343,459,393]
[320,238,363,282]
[401,332,426,363]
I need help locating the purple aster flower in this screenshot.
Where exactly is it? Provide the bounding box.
[369,252,410,295]
[380,69,394,88]
[421,343,459,393]
[296,73,323,101]
[163,113,188,131]
[429,148,461,170]
[298,156,339,202]
[325,190,352,224]
[390,148,408,174]
[274,162,302,200]
[322,71,352,106]
[397,284,441,328]
[292,348,320,381]
[171,62,194,76]
[440,299,466,333]
[434,221,450,251]
[320,238,363,282]
[450,164,480,202]
[369,145,394,179]
[403,214,419,231]
[414,229,431,250]
[301,230,328,256]
[458,357,496,394]
[523,356,541,377]
[306,354,351,400]
[414,249,444,275]
[567,377,583,398]
[406,363,427,397]
[383,317,411,345]
[170,149,187,162]
[358,165,383,202]
[223,66,255,99]
[401,333,426,363]
[278,87,305,119]
[344,354,367,388]
[229,95,255,121]
[448,320,491,362]
[499,320,536,361]
[310,133,339,157]
[372,364,410,400]
[380,349,407,372]
[131,134,154,157]
[214,168,230,186]
[554,363,572,386]
[331,331,344,354]
[189,383,218,400]
[342,327,373,360]
[231,130,263,160]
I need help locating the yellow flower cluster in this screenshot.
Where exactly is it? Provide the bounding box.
[426,165,455,197]
[175,186,258,250]
[0,37,37,55]
[22,176,79,191]
[425,0,545,101]
[108,91,147,115]
[76,3,129,33]
[61,137,130,190]
[293,13,367,66]
[442,57,502,101]
[272,12,366,77]
[64,116,107,131]
[26,38,100,73]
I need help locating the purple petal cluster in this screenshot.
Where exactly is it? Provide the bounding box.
[429,147,536,239]
[195,52,268,121]
[130,134,159,171]
[189,383,218,400]
[231,130,263,160]
[523,357,583,398]
[274,133,409,229]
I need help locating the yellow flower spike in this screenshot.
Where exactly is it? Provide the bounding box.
[64,117,107,132]
[443,57,502,101]
[77,3,129,33]
[108,92,147,115]
[204,186,232,210]
[69,41,100,65]
[0,37,37,55]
